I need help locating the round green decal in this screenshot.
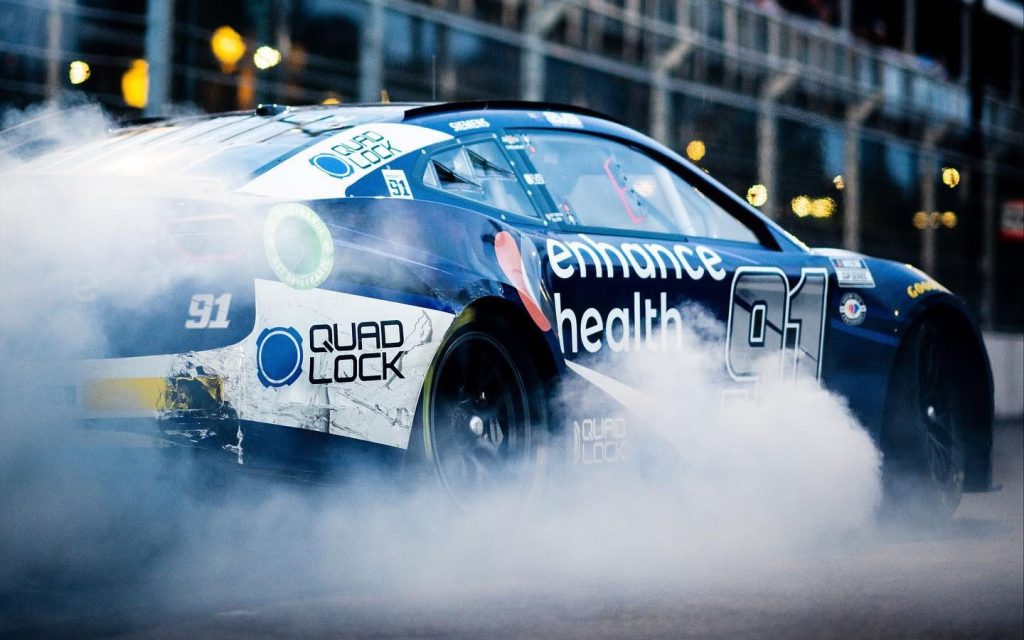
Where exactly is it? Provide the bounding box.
[263,202,335,289]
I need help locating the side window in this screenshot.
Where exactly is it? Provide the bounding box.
[519,131,759,243]
[421,139,538,218]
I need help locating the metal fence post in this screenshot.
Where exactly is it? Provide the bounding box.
[521,1,570,102]
[757,71,798,220]
[144,0,175,116]
[918,124,948,274]
[843,95,881,252]
[359,0,385,103]
[45,0,63,102]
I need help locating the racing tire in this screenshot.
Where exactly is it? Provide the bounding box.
[880,321,966,521]
[413,311,551,510]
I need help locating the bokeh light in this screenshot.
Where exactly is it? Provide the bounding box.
[254,45,282,70]
[791,195,812,217]
[686,140,706,162]
[68,61,90,85]
[121,59,148,108]
[746,184,767,207]
[211,26,246,72]
[941,167,960,188]
[810,197,836,218]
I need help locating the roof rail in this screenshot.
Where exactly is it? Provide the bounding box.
[403,100,622,125]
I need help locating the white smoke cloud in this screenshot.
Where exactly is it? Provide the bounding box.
[0,105,886,634]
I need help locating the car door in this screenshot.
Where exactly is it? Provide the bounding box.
[506,128,832,393]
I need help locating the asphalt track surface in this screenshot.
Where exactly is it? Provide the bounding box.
[3,420,1022,640]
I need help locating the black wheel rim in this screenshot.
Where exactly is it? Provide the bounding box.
[428,331,533,499]
[915,328,962,496]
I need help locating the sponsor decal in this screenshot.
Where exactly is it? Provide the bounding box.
[256,326,304,388]
[556,290,686,354]
[546,235,726,281]
[448,118,490,132]
[501,134,528,150]
[308,321,407,384]
[839,292,867,325]
[309,152,352,178]
[830,257,875,288]
[548,235,727,355]
[263,202,335,290]
[906,279,944,299]
[381,169,413,198]
[495,231,551,332]
[572,417,627,465]
[239,124,453,200]
[543,111,585,128]
[523,173,545,186]
[310,129,400,178]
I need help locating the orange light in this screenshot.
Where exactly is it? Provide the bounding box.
[211,26,246,72]
[121,59,148,109]
[686,140,706,162]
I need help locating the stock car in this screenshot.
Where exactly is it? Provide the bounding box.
[27,101,992,514]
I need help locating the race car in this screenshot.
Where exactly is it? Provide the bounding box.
[24,100,992,514]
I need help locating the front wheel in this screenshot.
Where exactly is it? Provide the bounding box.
[417,315,550,508]
[881,321,966,519]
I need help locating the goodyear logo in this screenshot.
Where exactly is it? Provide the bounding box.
[906,280,943,299]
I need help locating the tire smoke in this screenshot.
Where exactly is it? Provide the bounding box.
[1,106,887,637]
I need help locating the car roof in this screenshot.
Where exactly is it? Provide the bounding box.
[23,101,631,178]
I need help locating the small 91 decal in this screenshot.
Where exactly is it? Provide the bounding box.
[185,293,232,329]
[381,169,413,199]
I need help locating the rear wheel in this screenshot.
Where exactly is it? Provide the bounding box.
[418,316,550,508]
[881,322,966,519]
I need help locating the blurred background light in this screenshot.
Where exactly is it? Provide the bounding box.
[942,211,959,228]
[121,59,148,108]
[253,45,282,70]
[211,26,246,72]
[811,197,835,218]
[942,167,960,188]
[792,196,812,217]
[685,140,706,162]
[68,60,90,85]
[833,175,845,190]
[746,184,767,207]
[913,211,928,229]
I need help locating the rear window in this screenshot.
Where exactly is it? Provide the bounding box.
[421,139,538,218]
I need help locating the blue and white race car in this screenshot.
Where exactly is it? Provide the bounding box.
[31,101,992,514]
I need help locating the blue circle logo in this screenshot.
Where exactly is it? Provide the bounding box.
[256,327,303,388]
[310,153,353,178]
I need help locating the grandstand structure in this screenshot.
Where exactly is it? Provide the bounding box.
[1,0,1021,326]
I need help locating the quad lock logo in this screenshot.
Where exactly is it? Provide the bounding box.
[308,321,407,384]
[256,327,304,388]
[310,129,401,179]
[572,417,627,465]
